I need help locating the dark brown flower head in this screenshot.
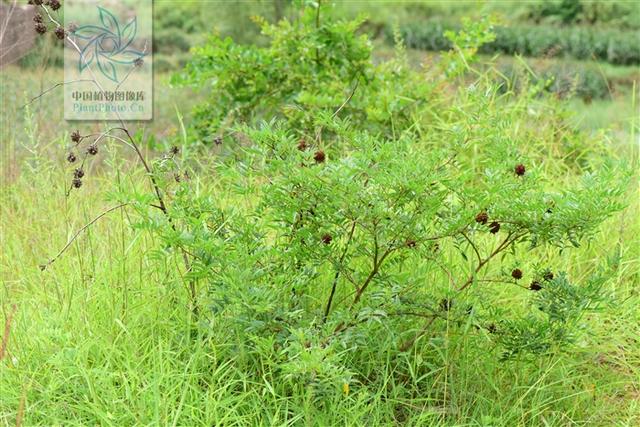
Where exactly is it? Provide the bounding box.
[72,178,83,188]
[73,168,84,179]
[321,234,332,245]
[70,130,81,143]
[514,163,526,176]
[213,136,223,146]
[489,221,500,234]
[87,144,98,155]
[33,0,43,5]
[439,298,453,312]
[487,323,497,334]
[297,139,307,151]
[47,0,61,11]
[174,173,181,183]
[134,57,144,68]
[170,146,179,155]
[54,26,65,40]
[475,211,488,224]
[33,13,43,23]
[511,268,523,280]
[66,152,77,163]
[529,281,543,291]
[314,150,326,164]
[543,271,554,281]
[35,23,47,35]
[405,239,417,248]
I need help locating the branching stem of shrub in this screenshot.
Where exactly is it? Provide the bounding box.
[36,6,198,315]
[41,203,129,271]
[323,220,357,323]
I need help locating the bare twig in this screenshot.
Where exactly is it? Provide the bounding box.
[40,203,129,271]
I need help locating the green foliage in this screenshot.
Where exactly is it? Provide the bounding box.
[141,8,634,395]
[397,21,640,65]
[173,6,431,143]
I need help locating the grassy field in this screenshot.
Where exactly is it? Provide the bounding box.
[1,36,640,427]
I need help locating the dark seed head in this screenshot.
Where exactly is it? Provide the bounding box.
[54,26,65,40]
[440,298,453,312]
[134,57,144,68]
[170,146,179,155]
[475,211,488,224]
[70,130,81,143]
[487,323,497,334]
[314,150,326,164]
[35,22,47,35]
[73,168,84,179]
[33,13,43,23]
[489,221,500,234]
[213,136,223,146]
[514,163,526,176]
[405,239,417,248]
[511,268,523,280]
[33,0,43,5]
[46,0,61,10]
[66,152,77,163]
[174,173,181,183]
[72,178,83,188]
[543,271,554,281]
[529,281,543,291]
[87,144,98,155]
[321,234,332,245]
[297,139,307,151]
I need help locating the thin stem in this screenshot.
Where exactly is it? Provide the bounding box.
[323,220,357,322]
[40,203,129,271]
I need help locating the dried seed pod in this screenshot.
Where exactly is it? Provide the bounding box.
[87,144,98,155]
[475,211,488,224]
[543,271,554,281]
[213,136,223,146]
[34,23,47,35]
[66,152,77,163]
[297,139,307,151]
[514,163,526,176]
[321,234,332,245]
[511,268,523,280]
[489,221,500,234]
[134,57,144,68]
[405,239,417,248]
[72,178,83,188]
[73,168,84,179]
[70,130,81,143]
[46,0,61,10]
[54,26,65,40]
[487,323,497,334]
[529,281,543,291]
[314,150,326,164]
[33,13,43,23]
[170,146,179,155]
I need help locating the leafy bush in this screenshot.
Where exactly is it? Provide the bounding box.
[142,5,633,394]
[37,1,631,403]
[397,21,640,65]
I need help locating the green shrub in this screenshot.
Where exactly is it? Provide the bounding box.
[39,1,631,400]
[159,7,630,386]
